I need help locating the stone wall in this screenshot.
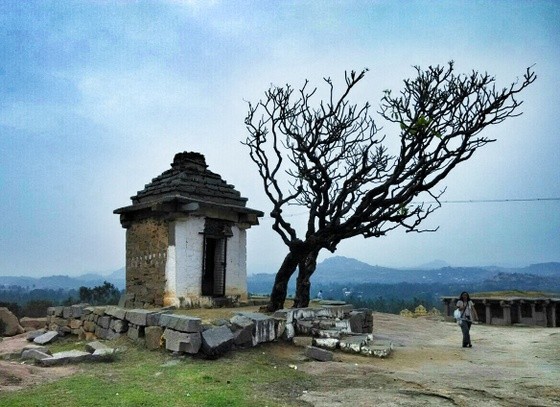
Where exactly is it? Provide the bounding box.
[126,218,169,307]
[42,303,381,358]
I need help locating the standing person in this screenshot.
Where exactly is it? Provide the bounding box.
[316,290,323,300]
[456,291,478,348]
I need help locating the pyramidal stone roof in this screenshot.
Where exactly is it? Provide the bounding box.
[132,151,248,207]
[114,152,263,221]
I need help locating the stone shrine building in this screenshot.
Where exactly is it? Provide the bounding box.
[114,152,263,308]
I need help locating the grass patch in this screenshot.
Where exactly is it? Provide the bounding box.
[0,341,314,407]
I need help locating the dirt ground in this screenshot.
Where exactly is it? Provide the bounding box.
[1,311,559,406]
[298,312,560,407]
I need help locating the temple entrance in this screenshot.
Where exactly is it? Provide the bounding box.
[202,236,227,297]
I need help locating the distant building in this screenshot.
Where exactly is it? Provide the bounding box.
[114,152,263,308]
[442,295,560,327]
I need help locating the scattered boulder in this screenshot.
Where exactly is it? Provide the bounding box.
[0,307,25,337]
[305,345,334,362]
[162,328,201,354]
[201,325,234,358]
[33,330,59,345]
[85,341,109,353]
[21,348,52,361]
[26,329,47,342]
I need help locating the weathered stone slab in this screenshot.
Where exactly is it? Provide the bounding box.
[21,349,52,361]
[146,310,173,326]
[22,344,51,355]
[85,341,109,353]
[236,312,276,345]
[201,326,234,357]
[360,340,393,358]
[105,306,127,320]
[162,328,201,354]
[295,320,314,335]
[34,330,59,345]
[313,337,339,350]
[125,309,154,326]
[145,326,163,350]
[292,308,317,320]
[159,314,201,333]
[39,350,92,366]
[316,329,342,339]
[339,335,369,354]
[91,348,116,361]
[305,345,334,362]
[318,304,354,319]
[26,329,47,342]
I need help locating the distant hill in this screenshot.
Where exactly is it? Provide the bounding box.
[1,269,126,291]
[247,256,560,295]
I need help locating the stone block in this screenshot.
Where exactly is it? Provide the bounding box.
[201,326,234,357]
[313,337,339,350]
[110,319,128,333]
[95,326,111,340]
[52,317,68,327]
[293,308,317,320]
[127,325,139,340]
[304,345,334,362]
[49,306,64,317]
[62,307,73,319]
[20,317,47,331]
[91,348,116,361]
[69,319,83,330]
[316,329,342,339]
[83,321,96,332]
[38,350,91,366]
[283,323,295,340]
[21,349,52,361]
[335,319,352,333]
[26,329,47,342]
[145,326,163,350]
[33,330,59,345]
[292,336,313,347]
[22,344,51,354]
[236,312,276,345]
[71,304,86,318]
[82,307,94,316]
[105,306,127,320]
[295,320,314,335]
[360,340,393,358]
[162,328,201,354]
[339,335,369,354]
[93,307,107,316]
[85,341,109,353]
[125,309,155,326]
[159,314,201,333]
[98,316,111,329]
[147,310,173,326]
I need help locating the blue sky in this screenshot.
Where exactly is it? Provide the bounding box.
[1,1,558,277]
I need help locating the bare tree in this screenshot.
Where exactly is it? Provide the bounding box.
[244,63,535,311]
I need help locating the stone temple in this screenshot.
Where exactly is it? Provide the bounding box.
[114,152,263,308]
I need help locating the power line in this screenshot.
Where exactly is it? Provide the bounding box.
[258,197,560,220]
[413,197,560,205]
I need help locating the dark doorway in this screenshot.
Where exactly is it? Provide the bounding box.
[202,237,227,297]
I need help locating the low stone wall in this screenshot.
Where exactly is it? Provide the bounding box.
[43,302,379,358]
